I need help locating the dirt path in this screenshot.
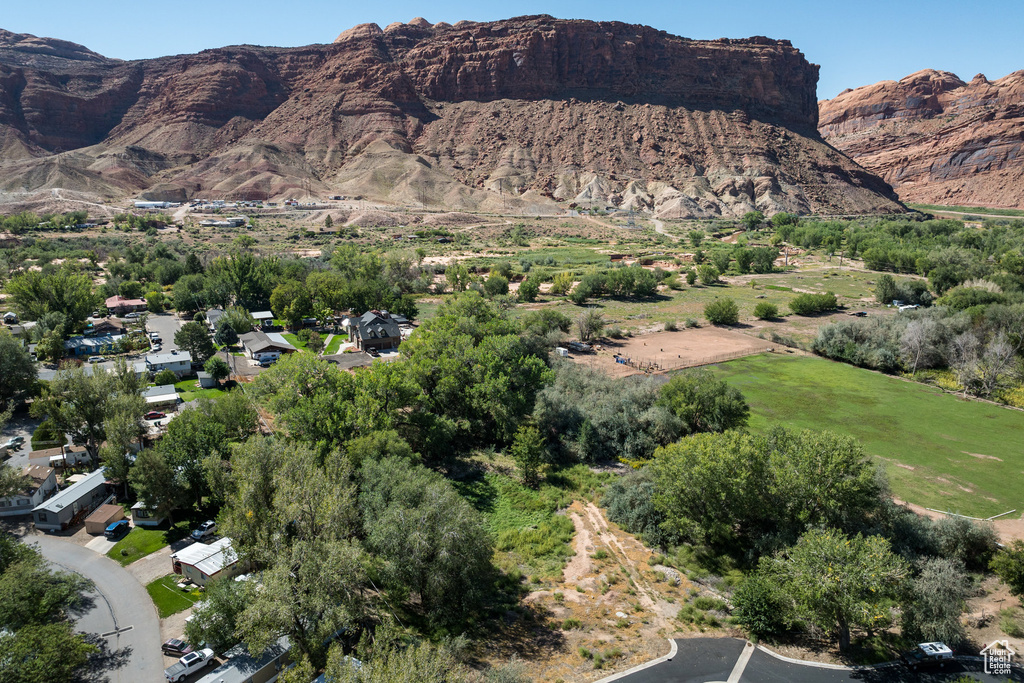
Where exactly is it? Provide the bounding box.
[651,218,678,241]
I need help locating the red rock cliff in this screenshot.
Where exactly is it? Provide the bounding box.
[0,16,902,217]
[819,69,1024,209]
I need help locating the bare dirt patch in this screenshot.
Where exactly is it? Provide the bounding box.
[572,327,776,378]
[964,451,1003,461]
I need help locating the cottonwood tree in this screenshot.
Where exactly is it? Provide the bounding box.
[902,558,969,646]
[767,528,909,651]
[4,264,98,327]
[991,540,1024,599]
[659,369,749,434]
[99,392,146,498]
[900,318,944,375]
[128,449,186,524]
[575,308,604,342]
[32,360,141,461]
[360,456,492,626]
[204,357,231,385]
[0,329,36,410]
[175,321,216,364]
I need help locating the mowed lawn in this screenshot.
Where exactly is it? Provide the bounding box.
[711,354,1024,517]
[146,575,203,618]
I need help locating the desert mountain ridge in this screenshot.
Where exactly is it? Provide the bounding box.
[0,16,904,217]
[819,68,1024,209]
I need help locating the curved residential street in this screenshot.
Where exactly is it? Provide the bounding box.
[33,535,163,683]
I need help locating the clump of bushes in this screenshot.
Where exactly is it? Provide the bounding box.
[788,292,837,315]
[704,298,739,325]
[753,302,779,320]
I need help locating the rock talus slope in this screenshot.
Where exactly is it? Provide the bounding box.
[819,69,1024,209]
[0,17,903,217]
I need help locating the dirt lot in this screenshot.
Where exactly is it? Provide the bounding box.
[571,327,777,378]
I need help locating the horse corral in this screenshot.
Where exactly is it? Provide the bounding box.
[571,327,777,377]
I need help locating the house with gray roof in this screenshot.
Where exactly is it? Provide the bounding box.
[239,330,296,360]
[350,311,401,352]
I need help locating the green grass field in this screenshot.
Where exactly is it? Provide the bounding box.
[324,333,347,355]
[107,527,174,566]
[711,354,1024,517]
[909,203,1024,218]
[146,575,203,618]
[280,332,308,351]
[173,378,226,403]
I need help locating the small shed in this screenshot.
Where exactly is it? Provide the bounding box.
[196,371,217,388]
[84,504,126,535]
[142,384,179,410]
[171,538,242,586]
[251,311,274,329]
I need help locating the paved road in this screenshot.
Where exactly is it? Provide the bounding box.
[618,638,1023,683]
[146,312,182,354]
[33,535,164,683]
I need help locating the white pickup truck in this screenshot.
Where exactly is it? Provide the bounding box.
[164,647,215,681]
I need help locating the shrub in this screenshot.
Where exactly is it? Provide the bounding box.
[664,320,678,332]
[704,298,739,325]
[563,617,582,630]
[607,327,625,339]
[153,369,178,386]
[753,302,778,320]
[733,572,791,638]
[685,269,697,286]
[697,264,720,286]
[789,292,838,315]
[684,318,699,328]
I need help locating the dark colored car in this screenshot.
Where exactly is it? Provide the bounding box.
[161,638,194,657]
[104,520,130,539]
[367,348,380,357]
[145,411,166,420]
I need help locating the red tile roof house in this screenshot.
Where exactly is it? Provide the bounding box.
[105,295,147,314]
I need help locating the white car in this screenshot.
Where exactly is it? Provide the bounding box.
[87,356,106,363]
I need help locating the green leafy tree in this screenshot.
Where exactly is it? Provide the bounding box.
[0,622,98,683]
[734,248,754,274]
[4,265,98,326]
[766,528,909,650]
[324,215,334,229]
[153,369,177,386]
[771,212,796,228]
[325,628,468,683]
[36,327,67,364]
[753,302,779,320]
[445,263,470,293]
[184,575,252,653]
[32,360,140,460]
[221,306,257,335]
[173,274,207,312]
[159,407,228,507]
[174,320,215,364]
[741,211,765,231]
[696,264,719,285]
[575,309,604,342]
[483,273,510,297]
[0,555,93,630]
[733,572,792,639]
[145,290,165,313]
[517,275,541,303]
[688,230,704,247]
[270,280,313,329]
[704,297,739,325]
[306,331,324,355]
[710,251,731,275]
[789,292,838,315]
[510,424,545,487]
[204,356,231,385]
[361,457,492,625]
[214,322,239,347]
[99,392,146,498]
[902,558,969,646]
[991,540,1024,599]
[652,428,882,551]
[659,369,749,434]
[0,329,36,410]
[551,272,574,296]
[128,448,186,523]
[685,269,697,285]
[874,274,896,304]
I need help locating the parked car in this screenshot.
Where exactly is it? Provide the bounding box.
[104,520,130,539]
[190,520,217,540]
[124,312,141,319]
[367,348,380,358]
[164,648,215,682]
[145,411,166,420]
[161,638,194,657]
[900,642,953,670]
[3,436,24,451]
[87,356,106,363]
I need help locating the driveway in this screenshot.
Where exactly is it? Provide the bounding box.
[33,535,163,683]
[1,410,42,470]
[616,638,1023,683]
[146,313,182,353]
